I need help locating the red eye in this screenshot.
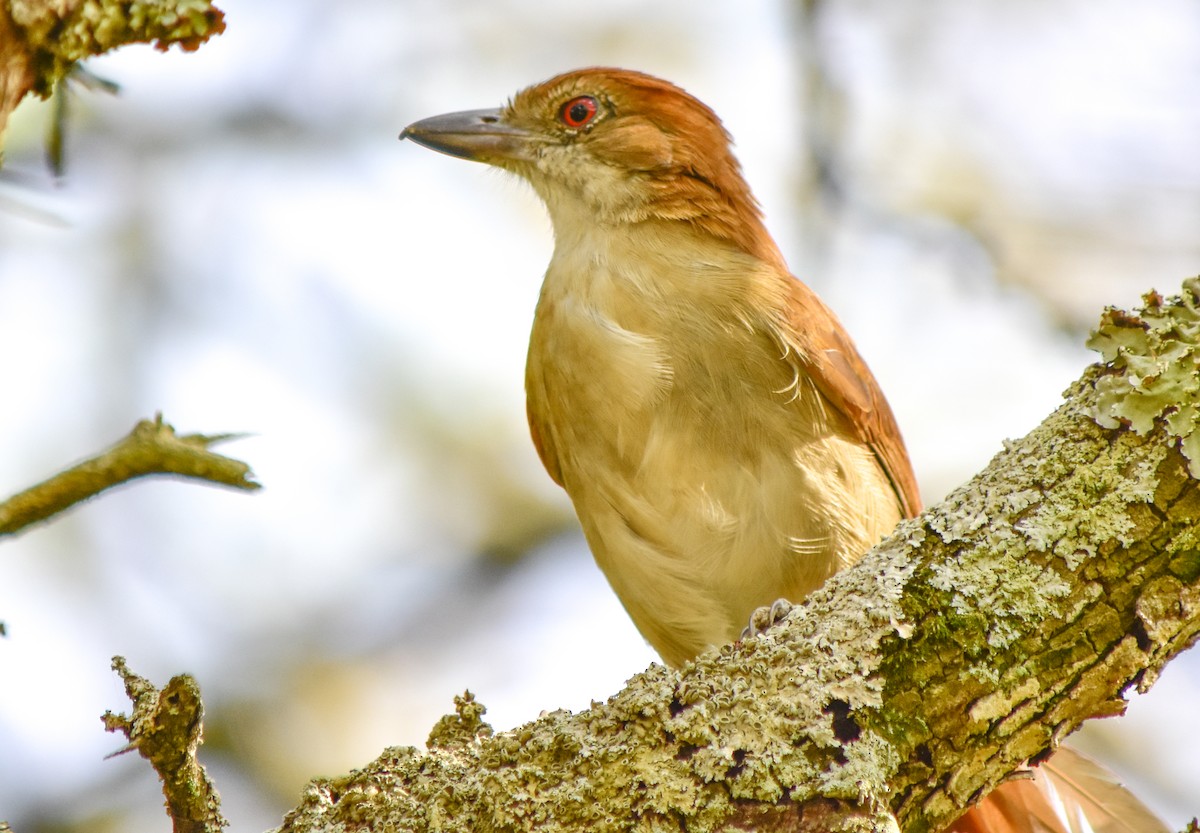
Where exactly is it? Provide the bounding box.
[559,96,599,128]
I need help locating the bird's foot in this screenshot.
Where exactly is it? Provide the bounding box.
[740,598,794,642]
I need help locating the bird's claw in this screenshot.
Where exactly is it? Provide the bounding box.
[740,598,794,642]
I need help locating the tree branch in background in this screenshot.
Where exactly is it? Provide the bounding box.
[0,414,260,539]
[103,656,227,833]
[276,278,1200,833]
[0,0,226,139]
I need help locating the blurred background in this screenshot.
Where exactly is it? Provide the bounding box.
[1,0,1199,829]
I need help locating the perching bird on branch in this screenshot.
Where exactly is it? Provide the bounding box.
[401,67,1167,833]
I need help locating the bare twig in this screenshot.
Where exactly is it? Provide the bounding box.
[103,656,226,833]
[0,414,260,539]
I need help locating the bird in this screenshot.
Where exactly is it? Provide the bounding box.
[402,67,918,667]
[401,67,1167,833]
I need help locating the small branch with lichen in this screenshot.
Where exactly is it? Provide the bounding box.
[0,0,225,138]
[0,414,260,539]
[103,656,226,833]
[276,278,1200,833]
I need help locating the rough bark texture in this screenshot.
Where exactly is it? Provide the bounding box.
[103,657,227,833]
[0,0,224,136]
[274,280,1200,833]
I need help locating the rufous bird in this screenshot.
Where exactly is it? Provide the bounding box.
[401,67,1168,833]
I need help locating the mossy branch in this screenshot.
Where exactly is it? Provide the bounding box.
[0,413,260,539]
[103,656,227,833]
[0,0,225,137]
[274,278,1200,833]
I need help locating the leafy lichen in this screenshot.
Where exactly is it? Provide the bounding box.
[1088,276,1200,477]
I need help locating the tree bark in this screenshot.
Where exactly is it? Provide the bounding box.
[274,280,1200,833]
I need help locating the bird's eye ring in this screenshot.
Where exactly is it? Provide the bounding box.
[559,96,599,129]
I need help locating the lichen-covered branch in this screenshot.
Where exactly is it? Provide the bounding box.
[0,0,225,136]
[0,414,260,538]
[276,278,1200,833]
[103,656,227,833]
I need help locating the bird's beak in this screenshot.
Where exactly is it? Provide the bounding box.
[400,108,536,164]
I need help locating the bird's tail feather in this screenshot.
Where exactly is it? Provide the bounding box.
[948,747,1170,833]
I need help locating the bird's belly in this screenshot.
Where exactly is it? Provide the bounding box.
[527,302,899,666]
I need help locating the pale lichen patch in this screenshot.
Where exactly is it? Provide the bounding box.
[651,540,919,808]
[1016,437,1166,567]
[927,551,1069,654]
[814,732,902,799]
[1088,276,1200,477]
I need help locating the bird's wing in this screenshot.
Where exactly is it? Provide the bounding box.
[779,276,923,519]
[525,372,565,488]
[949,747,1170,833]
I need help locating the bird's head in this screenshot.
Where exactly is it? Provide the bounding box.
[401,67,779,264]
